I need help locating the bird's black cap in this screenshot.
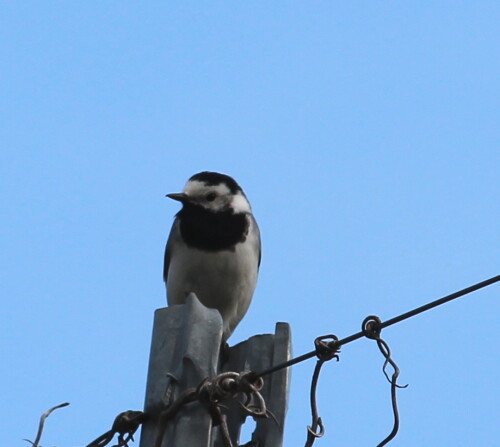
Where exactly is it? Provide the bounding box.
[189,171,242,194]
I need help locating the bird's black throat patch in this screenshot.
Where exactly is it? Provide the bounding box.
[177,204,249,251]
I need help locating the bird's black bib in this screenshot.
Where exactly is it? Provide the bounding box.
[177,205,249,251]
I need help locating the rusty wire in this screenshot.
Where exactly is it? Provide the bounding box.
[86,411,147,447]
[197,371,269,447]
[154,370,271,447]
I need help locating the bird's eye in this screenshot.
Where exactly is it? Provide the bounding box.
[205,192,216,202]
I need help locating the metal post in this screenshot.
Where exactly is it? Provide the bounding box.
[140,294,291,447]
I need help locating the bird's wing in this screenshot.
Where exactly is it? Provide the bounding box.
[163,219,179,283]
[250,214,262,269]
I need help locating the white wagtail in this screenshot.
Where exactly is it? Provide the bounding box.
[164,171,261,341]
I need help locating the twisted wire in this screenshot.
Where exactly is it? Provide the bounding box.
[82,274,499,447]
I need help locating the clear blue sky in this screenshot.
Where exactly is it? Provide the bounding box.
[1,2,499,446]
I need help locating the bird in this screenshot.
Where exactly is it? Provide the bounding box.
[163,171,261,341]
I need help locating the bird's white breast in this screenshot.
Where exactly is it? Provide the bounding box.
[166,215,259,339]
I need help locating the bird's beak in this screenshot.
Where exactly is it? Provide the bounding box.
[166,192,189,203]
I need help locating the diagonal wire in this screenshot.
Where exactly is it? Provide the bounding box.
[77,274,500,447]
[255,274,500,378]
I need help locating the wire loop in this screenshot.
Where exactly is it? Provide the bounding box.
[314,334,340,362]
[362,314,383,339]
[153,370,271,447]
[307,416,325,438]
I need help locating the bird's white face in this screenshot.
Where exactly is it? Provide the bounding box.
[183,180,252,214]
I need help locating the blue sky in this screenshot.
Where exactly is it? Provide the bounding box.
[1,2,499,446]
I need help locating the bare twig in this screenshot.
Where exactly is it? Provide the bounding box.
[25,402,70,447]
